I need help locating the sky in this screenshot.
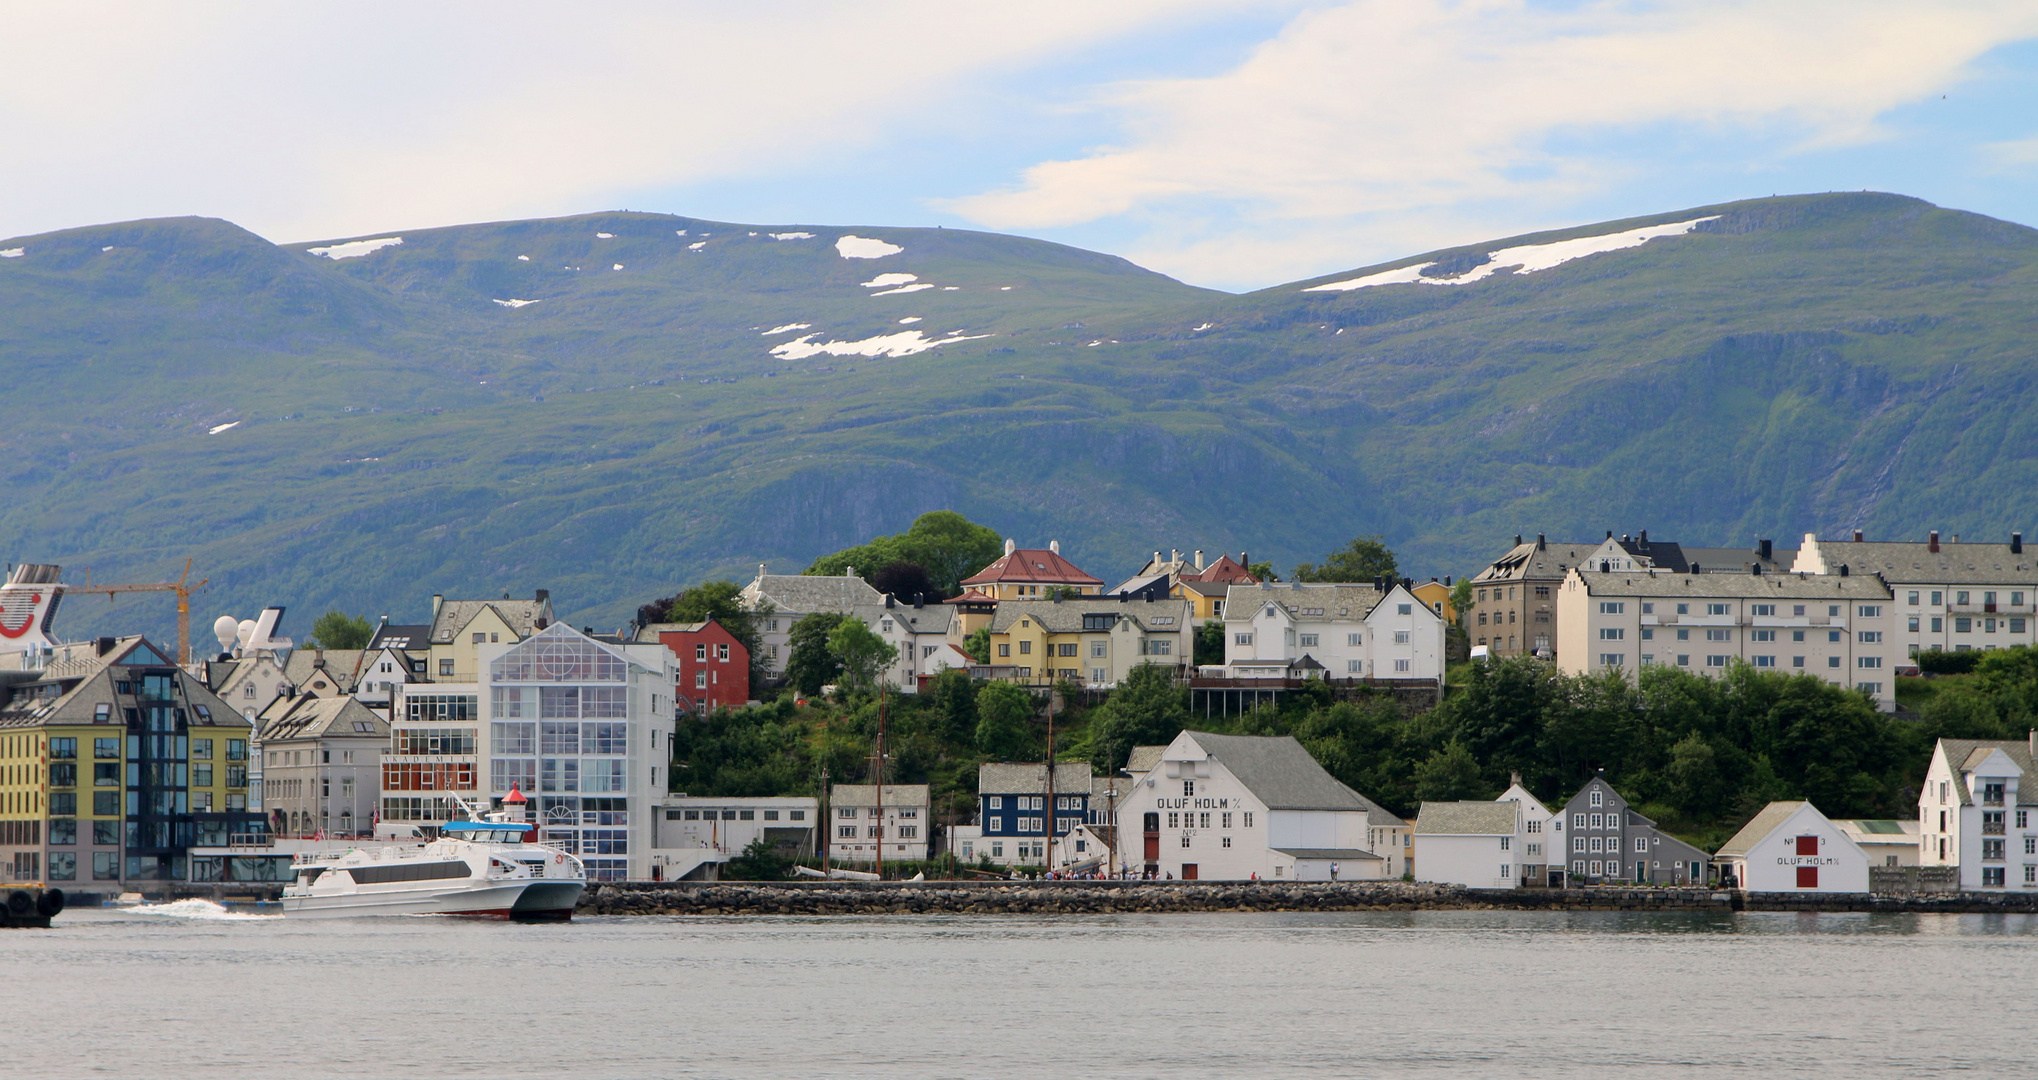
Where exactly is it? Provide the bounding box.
[4,1,2038,291]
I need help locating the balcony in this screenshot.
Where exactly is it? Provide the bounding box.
[1983,820,2006,835]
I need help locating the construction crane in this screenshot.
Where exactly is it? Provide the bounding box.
[77,558,208,666]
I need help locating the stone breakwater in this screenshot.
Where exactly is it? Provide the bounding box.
[577,881,2038,916]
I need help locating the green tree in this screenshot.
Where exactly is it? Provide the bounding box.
[1088,663,1189,771]
[928,668,979,742]
[1247,561,1278,582]
[827,617,898,692]
[1193,621,1226,667]
[975,681,1035,759]
[962,625,992,664]
[1293,535,1399,583]
[1448,578,1474,625]
[784,612,847,694]
[1413,739,1488,801]
[806,510,1004,598]
[723,836,793,880]
[308,609,373,650]
[641,579,771,688]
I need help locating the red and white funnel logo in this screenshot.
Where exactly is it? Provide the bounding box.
[0,564,64,653]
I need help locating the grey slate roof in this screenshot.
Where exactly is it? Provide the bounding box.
[1415,801,1520,835]
[1714,801,1809,858]
[829,783,931,808]
[1222,582,1386,622]
[854,603,956,636]
[1274,848,1383,861]
[744,573,885,614]
[260,694,389,742]
[283,649,364,693]
[979,762,1095,795]
[989,598,1190,634]
[1804,539,2038,585]
[0,638,245,731]
[1569,569,1894,600]
[1934,738,2038,807]
[1122,745,1166,777]
[1186,731,1372,811]
[429,597,552,644]
[1472,539,1599,585]
[366,623,432,651]
[1682,545,1796,575]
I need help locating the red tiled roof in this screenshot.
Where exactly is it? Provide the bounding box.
[943,587,999,605]
[1182,554,1257,584]
[961,548,1103,587]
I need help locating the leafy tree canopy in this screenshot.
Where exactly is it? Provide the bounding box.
[1293,535,1399,583]
[806,510,1003,598]
[975,681,1035,759]
[307,609,374,650]
[1088,662,1189,772]
[638,579,771,688]
[827,617,898,691]
[784,612,847,695]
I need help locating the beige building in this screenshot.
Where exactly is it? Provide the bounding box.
[982,597,1193,687]
[1555,568,1903,710]
[258,693,388,838]
[1793,530,2038,657]
[828,783,931,864]
[1468,535,1598,660]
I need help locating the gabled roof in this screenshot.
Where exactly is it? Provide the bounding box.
[1472,538,1597,585]
[942,587,999,606]
[1222,582,1388,622]
[282,649,363,693]
[1122,745,1166,778]
[1714,801,1814,858]
[1933,738,2038,806]
[743,572,884,614]
[1183,553,1257,584]
[979,762,1095,795]
[0,642,245,730]
[829,783,930,807]
[260,694,389,742]
[429,597,552,645]
[1182,731,1375,812]
[856,603,956,636]
[1415,801,1520,835]
[961,547,1103,587]
[1681,545,1796,575]
[1800,537,2038,585]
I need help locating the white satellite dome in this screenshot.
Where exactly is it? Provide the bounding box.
[212,615,239,653]
[236,619,257,649]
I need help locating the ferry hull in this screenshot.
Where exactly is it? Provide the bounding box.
[282,879,584,920]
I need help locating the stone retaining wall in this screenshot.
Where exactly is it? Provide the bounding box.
[577,880,2038,916]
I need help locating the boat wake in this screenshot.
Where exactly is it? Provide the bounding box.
[129,898,278,921]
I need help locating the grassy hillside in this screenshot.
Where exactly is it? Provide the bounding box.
[2,193,2034,650]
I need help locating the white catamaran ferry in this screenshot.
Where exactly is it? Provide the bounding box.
[282,788,585,919]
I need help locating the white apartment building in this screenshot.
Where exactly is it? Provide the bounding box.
[1555,568,1903,710]
[1220,581,1447,684]
[1115,730,1399,881]
[1496,778,1558,885]
[828,784,931,864]
[1919,736,2038,891]
[1793,531,2038,656]
[1714,801,1870,893]
[474,624,674,882]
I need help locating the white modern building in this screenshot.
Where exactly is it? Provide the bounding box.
[1415,801,1526,889]
[652,795,818,881]
[1555,568,1904,710]
[1919,736,2038,891]
[1114,730,1399,881]
[1220,581,1447,685]
[1793,531,2038,656]
[828,783,931,864]
[1714,801,1870,893]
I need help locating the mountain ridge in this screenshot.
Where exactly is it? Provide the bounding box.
[2,191,2034,649]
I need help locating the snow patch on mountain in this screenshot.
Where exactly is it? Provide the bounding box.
[0,248,22,258]
[1304,216,1720,292]
[596,232,615,239]
[836,235,903,259]
[769,232,815,240]
[762,323,812,335]
[770,329,989,360]
[688,242,706,251]
[493,298,542,308]
[873,283,935,296]
[306,236,402,260]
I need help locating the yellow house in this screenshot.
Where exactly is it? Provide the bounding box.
[959,540,1103,601]
[983,599,1195,688]
[424,592,556,681]
[1409,580,1456,623]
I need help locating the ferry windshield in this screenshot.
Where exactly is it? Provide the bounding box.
[443,826,532,844]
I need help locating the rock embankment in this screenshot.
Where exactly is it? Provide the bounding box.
[579,880,1470,916]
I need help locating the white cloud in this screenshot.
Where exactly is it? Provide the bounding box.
[950,0,2038,284]
[0,1,1267,243]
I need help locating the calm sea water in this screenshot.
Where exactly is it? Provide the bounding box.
[3,902,2034,1078]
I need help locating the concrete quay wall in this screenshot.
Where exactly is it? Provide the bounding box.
[578,880,2038,916]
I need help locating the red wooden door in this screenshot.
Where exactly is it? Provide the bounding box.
[1796,865,1819,888]
[1182,863,1198,880]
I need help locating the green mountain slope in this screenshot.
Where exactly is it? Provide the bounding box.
[2,193,2034,650]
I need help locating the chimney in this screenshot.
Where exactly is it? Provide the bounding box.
[1444,575,1452,586]
[1515,534,1523,546]
[1194,550,1205,571]
[1537,533,1546,549]
[96,636,115,656]
[1510,771,1522,787]
[431,594,444,621]
[757,562,768,582]
[1640,529,1648,543]
[1049,539,1060,554]
[2014,532,2024,555]
[1003,538,1016,556]
[914,593,925,609]
[1153,551,1161,567]
[1929,530,1940,553]
[1853,530,1863,543]
[1759,538,1773,562]
[1752,563,1763,576]
[1171,549,1180,564]
[534,588,549,606]
[1606,530,1613,539]
[1953,534,1960,544]
[1839,564,1850,577]
[1241,551,1249,571]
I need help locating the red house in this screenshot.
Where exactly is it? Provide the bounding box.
[640,620,751,714]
